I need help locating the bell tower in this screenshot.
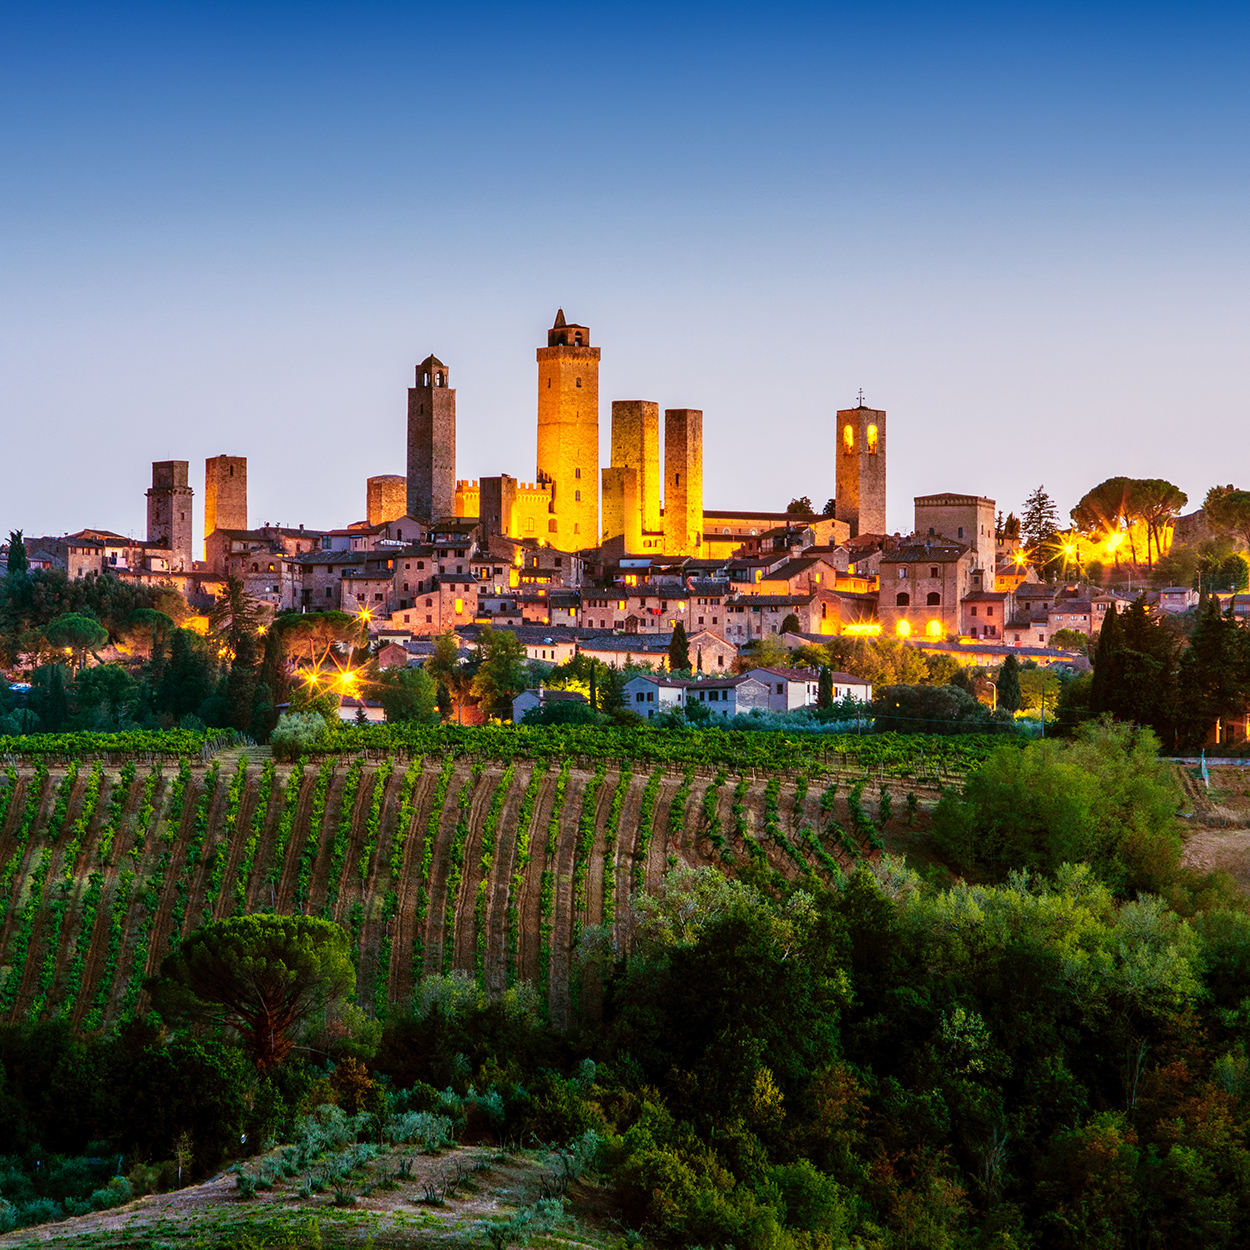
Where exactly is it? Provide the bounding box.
[536,309,599,546]
[835,398,886,538]
[407,354,456,523]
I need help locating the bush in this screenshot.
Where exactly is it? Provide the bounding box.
[270,711,329,761]
[932,719,1181,893]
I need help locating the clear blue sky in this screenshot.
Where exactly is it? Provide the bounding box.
[2,2,1247,549]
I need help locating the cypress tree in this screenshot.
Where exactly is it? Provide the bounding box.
[1089,601,1120,716]
[668,621,690,673]
[226,630,259,732]
[996,654,1022,713]
[6,530,27,577]
[817,664,833,709]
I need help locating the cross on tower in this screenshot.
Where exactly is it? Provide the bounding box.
[857,388,865,407]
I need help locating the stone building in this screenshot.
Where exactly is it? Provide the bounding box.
[835,401,886,538]
[914,493,996,573]
[407,355,456,523]
[536,310,599,546]
[367,475,408,526]
[204,455,247,548]
[146,461,193,572]
[663,408,704,557]
[878,538,976,640]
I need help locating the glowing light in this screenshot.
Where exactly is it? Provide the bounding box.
[926,620,942,638]
[1105,533,1125,553]
[357,607,372,623]
[866,423,878,453]
[895,619,912,638]
[843,423,854,452]
[842,622,881,637]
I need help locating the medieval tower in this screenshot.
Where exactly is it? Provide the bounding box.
[407,355,456,523]
[204,455,247,539]
[602,399,662,551]
[536,310,599,545]
[146,461,193,572]
[835,400,886,538]
[663,408,704,556]
[367,475,408,526]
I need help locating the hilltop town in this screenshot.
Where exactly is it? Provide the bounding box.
[2,309,1247,738]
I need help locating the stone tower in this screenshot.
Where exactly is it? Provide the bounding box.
[205,455,247,537]
[835,401,886,538]
[407,355,456,524]
[609,400,661,534]
[536,310,599,546]
[367,475,407,526]
[146,461,193,572]
[663,408,703,556]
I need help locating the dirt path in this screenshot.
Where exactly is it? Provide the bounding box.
[1182,826,1250,891]
[484,763,532,995]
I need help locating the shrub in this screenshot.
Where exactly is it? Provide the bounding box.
[270,712,329,762]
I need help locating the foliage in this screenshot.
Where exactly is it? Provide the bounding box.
[933,720,1184,895]
[146,915,356,1070]
[996,654,1022,713]
[1204,484,1250,549]
[872,684,1014,735]
[1021,484,1061,554]
[375,663,438,724]
[668,621,690,674]
[270,711,330,761]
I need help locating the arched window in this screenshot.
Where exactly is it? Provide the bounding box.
[843,424,854,452]
[574,332,583,346]
[896,592,910,606]
[927,592,941,606]
[425,598,432,608]
[575,377,582,388]
[867,424,878,453]
[251,563,258,572]
[423,372,430,385]
[436,372,444,386]
[574,490,581,502]
[548,520,557,532]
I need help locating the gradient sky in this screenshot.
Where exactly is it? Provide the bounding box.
[2,2,1248,552]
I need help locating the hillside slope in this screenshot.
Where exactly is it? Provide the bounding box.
[0,750,940,1028]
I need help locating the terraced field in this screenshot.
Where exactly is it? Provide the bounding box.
[0,747,941,1029]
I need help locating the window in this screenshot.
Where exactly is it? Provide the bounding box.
[251,563,258,572]
[548,520,557,533]
[776,683,784,694]
[575,468,581,479]
[525,518,535,533]
[325,587,332,598]
[957,527,963,538]
[717,655,724,667]
[930,566,939,577]
[574,490,581,502]
[575,377,582,387]
[987,607,994,617]
[970,605,978,616]
[927,592,941,606]
[896,592,910,606]
[898,567,908,579]
[417,561,425,569]
[425,598,432,607]
[843,423,854,452]
[867,423,878,453]
[426,615,432,623]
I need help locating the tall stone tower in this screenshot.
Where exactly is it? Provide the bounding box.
[536,310,599,546]
[367,475,407,526]
[663,408,703,556]
[205,455,247,537]
[609,400,661,533]
[407,355,456,523]
[835,401,886,538]
[146,461,193,572]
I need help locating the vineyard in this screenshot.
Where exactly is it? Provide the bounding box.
[0,728,999,1030]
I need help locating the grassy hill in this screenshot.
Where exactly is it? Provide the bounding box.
[0,734,957,1029]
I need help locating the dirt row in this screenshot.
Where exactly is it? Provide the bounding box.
[0,758,916,1028]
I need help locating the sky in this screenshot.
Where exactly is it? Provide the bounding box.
[2,1,1248,551]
